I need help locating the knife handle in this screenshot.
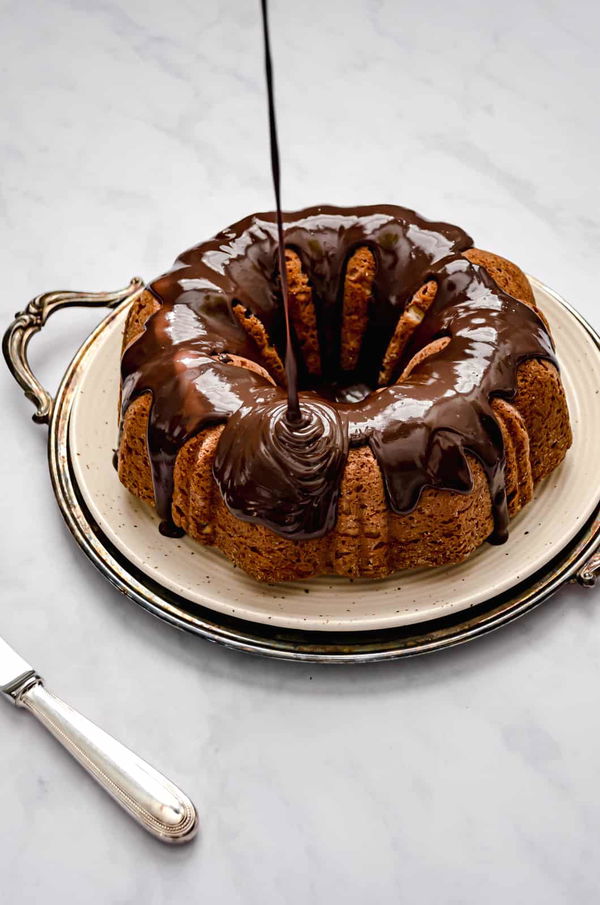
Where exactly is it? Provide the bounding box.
[16,681,198,843]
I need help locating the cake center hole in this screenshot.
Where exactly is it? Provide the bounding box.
[304,374,375,404]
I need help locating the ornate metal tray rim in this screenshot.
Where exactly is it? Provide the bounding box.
[3,277,600,663]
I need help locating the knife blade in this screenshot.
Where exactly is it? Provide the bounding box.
[0,633,198,843]
[0,634,38,698]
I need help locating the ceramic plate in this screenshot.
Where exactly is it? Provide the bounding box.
[68,277,600,632]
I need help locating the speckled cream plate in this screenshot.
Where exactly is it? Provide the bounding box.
[62,277,599,634]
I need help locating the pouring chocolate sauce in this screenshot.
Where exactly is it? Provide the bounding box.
[119,6,557,543]
[259,0,300,425]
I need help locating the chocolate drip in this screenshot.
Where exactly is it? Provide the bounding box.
[120,204,556,542]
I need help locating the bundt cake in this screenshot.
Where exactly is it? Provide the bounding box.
[117,204,572,582]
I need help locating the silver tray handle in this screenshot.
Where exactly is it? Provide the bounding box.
[577,542,600,587]
[2,279,143,425]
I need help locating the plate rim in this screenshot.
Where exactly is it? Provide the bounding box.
[46,275,600,662]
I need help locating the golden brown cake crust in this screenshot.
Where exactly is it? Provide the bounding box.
[122,290,160,350]
[379,281,438,385]
[340,246,376,372]
[285,248,321,376]
[117,244,572,582]
[232,303,286,386]
[464,248,536,307]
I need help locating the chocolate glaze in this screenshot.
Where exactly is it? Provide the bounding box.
[120,204,556,542]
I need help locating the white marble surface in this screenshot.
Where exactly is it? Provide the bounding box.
[1,0,599,901]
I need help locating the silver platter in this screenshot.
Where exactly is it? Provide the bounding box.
[4,279,600,663]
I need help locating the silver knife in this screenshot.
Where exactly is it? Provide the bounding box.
[0,634,198,843]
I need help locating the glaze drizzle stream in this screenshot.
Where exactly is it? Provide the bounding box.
[260,0,300,423]
[120,205,556,541]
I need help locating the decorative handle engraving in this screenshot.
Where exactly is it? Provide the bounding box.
[14,681,198,843]
[2,279,144,425]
